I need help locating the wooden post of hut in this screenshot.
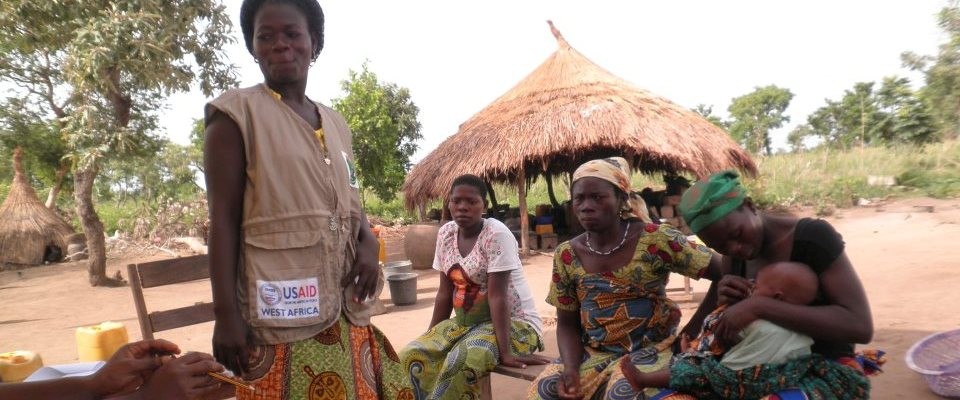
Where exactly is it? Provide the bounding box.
[518,169,530,255]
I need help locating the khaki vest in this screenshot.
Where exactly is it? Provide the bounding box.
[207,84,365,344]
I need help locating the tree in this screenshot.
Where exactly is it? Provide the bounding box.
[805,78,936,149]
[836,82,887,148]
[786,124,813,153]
[98,139,200,205]
[0,97,70,207]
[902,1,960,139]
[333,62,422,202]
[806,100,848,148]
[727,85,794,155]
[876,77,938,145]
[692,104,727,129]
[0,1,236,286]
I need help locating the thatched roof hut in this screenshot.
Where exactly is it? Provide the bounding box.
[0,148,75,265]
[402,22,756,251]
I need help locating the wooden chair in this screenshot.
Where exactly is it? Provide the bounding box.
[127,254,215,340]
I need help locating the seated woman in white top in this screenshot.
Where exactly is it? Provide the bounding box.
[400,174,549,399]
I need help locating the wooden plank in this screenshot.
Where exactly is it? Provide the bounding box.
[479,375,493,400]
[491,363,547,381]
[148,302,216,333]
[127,264,154,340]
[134,255,210,288]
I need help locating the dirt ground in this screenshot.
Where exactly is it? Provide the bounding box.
[1,197,958,399]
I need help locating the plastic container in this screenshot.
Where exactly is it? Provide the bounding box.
[0,351,43,382]
[383,260,413,276]
[535,224,554,235]
[905,328,960,397]
[534,215,554,225]
[377,236,387,263]
[386,272,418,306]
[76,321,129,361]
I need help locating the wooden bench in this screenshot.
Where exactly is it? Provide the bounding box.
[480,363,549,400]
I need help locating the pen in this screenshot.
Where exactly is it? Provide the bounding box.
[208,371,256,392]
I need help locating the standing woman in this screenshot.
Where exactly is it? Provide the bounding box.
[401,174,549,399]
[203,0,409,398]
[528,157,723,400]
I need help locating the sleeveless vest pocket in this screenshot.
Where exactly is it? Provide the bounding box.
[242,216,341,329]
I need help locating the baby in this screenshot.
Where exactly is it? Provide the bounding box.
[620,261,818,391]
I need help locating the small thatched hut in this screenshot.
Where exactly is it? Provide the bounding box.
[402,22,757,252]
[0,148,75,265]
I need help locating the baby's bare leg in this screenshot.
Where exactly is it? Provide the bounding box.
[619,357,671,390]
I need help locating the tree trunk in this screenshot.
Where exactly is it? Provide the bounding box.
[485,180,498,209]
[44,164,68,209]
[74,163,123,287]
[518,169,529,255]
[545,172,561,209]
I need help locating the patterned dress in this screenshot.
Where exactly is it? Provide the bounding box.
[401,219,543,400]
[237,315,412,400]
[528,223,712,400]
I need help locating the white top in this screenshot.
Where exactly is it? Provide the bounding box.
[721,319,814,370]
[433,218,543,335]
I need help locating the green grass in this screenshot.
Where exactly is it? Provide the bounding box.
[361,193,417,225]
[744,141,960,213]
[95,201,140,235]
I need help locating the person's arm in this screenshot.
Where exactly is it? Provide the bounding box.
[488,271,551,368]
[204,111,251,374]
[678,252,728,341]
[341,212,380,303]
[0,339,180,400]
[488,270,518,366]
[679,279,718,343]
[715,253,873,346]
[0,375,103,400]
[429,272,454,329]
[556,309,585,399]
[125,352,232,400]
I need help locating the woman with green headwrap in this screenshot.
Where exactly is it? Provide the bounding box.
[674,170,879,398]
[527,157,725,400]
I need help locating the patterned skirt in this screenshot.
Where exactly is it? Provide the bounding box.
[667,353,870,400]
[400,318,542,400]
[528,339,677,400]
[237,314,412,400]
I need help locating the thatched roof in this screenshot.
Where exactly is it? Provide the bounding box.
[0,148,74,265]
[403,21,756,210]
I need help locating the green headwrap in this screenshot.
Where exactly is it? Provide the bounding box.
[678,170,747,234]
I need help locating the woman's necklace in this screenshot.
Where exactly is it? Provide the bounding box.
[585,221,631,256]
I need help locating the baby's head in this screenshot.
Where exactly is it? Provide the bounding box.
[752,261,818,305]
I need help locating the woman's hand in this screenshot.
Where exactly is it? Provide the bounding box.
[713,297,760,347]
[716,274,753,306]
[212,315,251,375]
[87,339,181,397]
[557,368,584,400]
[343,221,380,303]
[499,353,552,369]
[139,352,232,400]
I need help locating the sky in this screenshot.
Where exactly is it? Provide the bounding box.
[160,0,946,161]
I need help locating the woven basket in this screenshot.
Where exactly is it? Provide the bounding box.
[905,329,960,398]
